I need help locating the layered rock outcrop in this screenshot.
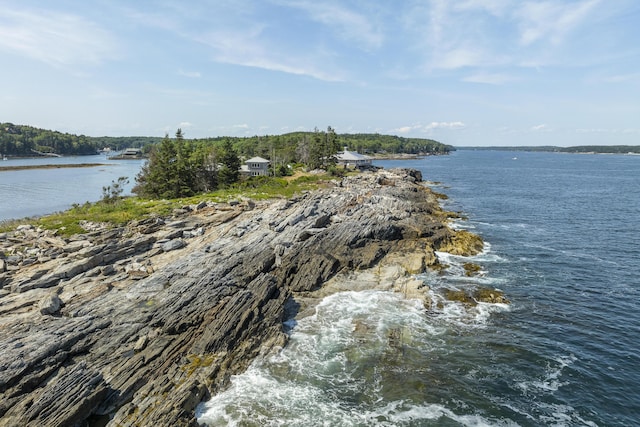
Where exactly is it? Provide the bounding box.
[0,168,473,426]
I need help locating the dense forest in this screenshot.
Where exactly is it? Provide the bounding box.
[0,123,451,159]
[0,123,163,156]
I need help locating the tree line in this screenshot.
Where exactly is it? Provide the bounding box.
[2,122,453,199]
[132,127,343,199]
[0,123,163,156]
[1,123,451,158]
[133,129,242,199]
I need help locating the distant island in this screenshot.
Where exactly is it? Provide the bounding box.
[456,145,640,154]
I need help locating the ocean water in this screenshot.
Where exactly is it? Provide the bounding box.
[0,155,144,221]
[197,150,640,426]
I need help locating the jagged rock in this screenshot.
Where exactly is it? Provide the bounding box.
[39,292,63,315]
[162,239,186,252]
[244,199,256,210]
[444,287,509,306]
[5,255,21,266]
[101,265,116,276]
[63,240,90,253]
[297,228,324,241]
[0,168,482,427]
[437,229,484,256]
[133,335,148,352]
[444,289,477,306]
[474,288,509,304]
[184,227,205,238]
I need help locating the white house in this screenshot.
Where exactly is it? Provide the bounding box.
[335,147,372,168]
[240,156,270,176]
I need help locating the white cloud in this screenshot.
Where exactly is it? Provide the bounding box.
[394,125,421,134]
[425,121,467,130]
[179,121,193,129]
[435,46,497,70]
[402,0,605,74]
[392,122,466,135]
[198,27,346,81]
[0,8,119,67]
[123,2,347,82]
[516,0,601,46]
[395,127,413,134]
[531,124,550,132]
[276,0,383,50]
[404,1,509,71]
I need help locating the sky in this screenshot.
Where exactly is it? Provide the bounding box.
[1,0,639,147]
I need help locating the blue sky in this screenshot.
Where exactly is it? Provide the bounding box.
[1,0,639,146]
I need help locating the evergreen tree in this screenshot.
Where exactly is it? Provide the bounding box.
[217,139,241,187]
[324,126,339,167]
[193,145,219,193]
[133,134,173,198]
[133,130,196,199]
[173,129,196,197]
[308,127,324,169]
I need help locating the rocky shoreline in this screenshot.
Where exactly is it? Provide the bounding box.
[0,168,492,426]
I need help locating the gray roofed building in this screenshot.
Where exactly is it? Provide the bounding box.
[240,156,270,176]
[335,147,372,167]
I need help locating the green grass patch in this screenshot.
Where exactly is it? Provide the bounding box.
[1,174,333,235]
[34,198,176,235]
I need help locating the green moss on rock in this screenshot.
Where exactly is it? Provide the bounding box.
[438,229,484,256]
[473,288,509,304]
[463,262,482,276]
[443,287,510,306]
[444,289,476,306]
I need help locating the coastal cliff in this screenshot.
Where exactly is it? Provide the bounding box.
[0,168,482,426]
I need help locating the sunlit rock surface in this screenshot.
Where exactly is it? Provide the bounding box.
[0,168,477,426]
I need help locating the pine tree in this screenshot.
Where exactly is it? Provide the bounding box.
[173,129,196,197]
[218,139,240,187]
[308,127,324,169]
[325,126,339,167]
[193,145,219,193]
[133,130,195,199]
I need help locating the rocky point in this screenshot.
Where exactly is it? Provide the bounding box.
[0,168,489,426]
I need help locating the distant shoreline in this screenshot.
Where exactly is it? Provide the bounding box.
[0,163,109,172]
[455,145,640,154]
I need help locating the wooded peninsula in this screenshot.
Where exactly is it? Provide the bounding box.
[0,123,451,158]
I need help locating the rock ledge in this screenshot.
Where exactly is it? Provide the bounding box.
[0,168,474,427]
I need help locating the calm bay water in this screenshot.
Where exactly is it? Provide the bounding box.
[197,150,640,426]
[0,155,144,221]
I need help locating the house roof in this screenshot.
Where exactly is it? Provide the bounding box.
[336,150,371,161]
[245,156,270,164]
